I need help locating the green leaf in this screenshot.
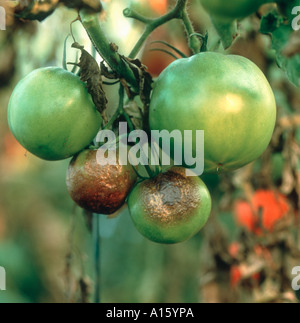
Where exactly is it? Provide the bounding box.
[210,16,238,50]
[260,11,282,34]
[260,9,300,87]
[272,26,300,86]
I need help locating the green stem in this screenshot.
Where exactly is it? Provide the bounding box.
[118,86,135,132]
[79,9,139,91]
[103,109,120,131]
[181,9,201,54]
[104,85,135,133]
[125,0,197,59]
[144,164,157,179]
[121,111,135,133]
[129,24,155,59]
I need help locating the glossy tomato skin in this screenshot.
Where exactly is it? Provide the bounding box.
[8,67,102,161]
[149,52,276,173]
[200,0,270,21]
[66,148,137,215]
[128,167,212,244]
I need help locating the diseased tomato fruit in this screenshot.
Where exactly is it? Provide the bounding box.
[128,167,212,244]
[66,148,137,215]
[8,67,102,161]
[149,52,276,173]
[234,190,290,234]
[200,0,271,21]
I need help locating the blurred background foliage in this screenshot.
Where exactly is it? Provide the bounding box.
[0,0,299,303]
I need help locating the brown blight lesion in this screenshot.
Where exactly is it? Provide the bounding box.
[141,167,202,225]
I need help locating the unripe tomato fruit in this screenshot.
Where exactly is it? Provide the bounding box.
[8,67,102,161]
[200,0,271,21]
[128,167,212,244]
[66,148,137,215]
[234,190,290,234]
[149,52,276,173]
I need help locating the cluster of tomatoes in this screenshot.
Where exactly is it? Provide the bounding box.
[7,0,283,244]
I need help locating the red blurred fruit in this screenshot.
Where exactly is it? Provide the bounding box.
[141,27,189,77]
[149,0,168,15]
[229,242,262,288]
[142,47,175,77]
[230,264,261,288]
[234,190,290,235]
[230,265,242,288]
[228,242,241,258]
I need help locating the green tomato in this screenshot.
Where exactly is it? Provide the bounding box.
[8,67,102,161]
[128,167,212,244]
[200,0,270,21]
[149,52,276,174]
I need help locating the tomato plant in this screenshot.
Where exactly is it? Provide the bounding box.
[8,67,102,161]
[5,0,300,304]
[66,148,137,215]
[128,167,212,244]
[149,52,277,173]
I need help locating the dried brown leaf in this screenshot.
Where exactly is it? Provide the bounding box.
[71,42,108,124]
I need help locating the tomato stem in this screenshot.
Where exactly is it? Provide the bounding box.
[180,8,201,54]
[104,85,135,133]
[79,10,139,92]
[144,163,157,179]
[125,0,201,58]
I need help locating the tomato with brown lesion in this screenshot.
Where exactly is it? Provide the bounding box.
[128,167,212,244]
[66,148,137,215]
